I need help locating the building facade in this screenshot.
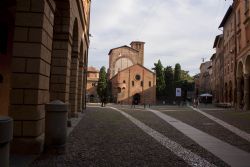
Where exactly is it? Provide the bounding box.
[0,0,91,153]
[110,64,156,105]
[108,41,156,105]
[219,6,236,104]
[198,61,212,94]
[211,35,224,103]
[108,41,145,79]
[211,0,250,110]
[86,66,99,102]
[234,0,250,110]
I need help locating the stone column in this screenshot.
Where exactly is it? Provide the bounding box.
[237,77,242,110]
[45,100,68,152]
[0,116,13,167]
[10,0,55,154]
[244,74,250,111]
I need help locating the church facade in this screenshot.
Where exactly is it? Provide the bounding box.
[108,41,156,105]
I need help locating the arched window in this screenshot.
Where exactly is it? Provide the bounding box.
[149,81,152,87]
[123,80,126,83]
[132,81,134,86]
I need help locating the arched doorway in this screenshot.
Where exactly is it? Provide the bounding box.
[133,93,141,105]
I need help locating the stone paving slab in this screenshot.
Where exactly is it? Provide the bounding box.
[147,108,250,167]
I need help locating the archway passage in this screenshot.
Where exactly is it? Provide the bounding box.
[69,19,79,117]
[225,83,228,103]
[50,0,71,102]
[133,93,141,105]
[82,51,88,109]
[229,81,233,103]
[237,62,244,109]
[0,0,15,116]
[77,41,84,112]
[244,55,250,110]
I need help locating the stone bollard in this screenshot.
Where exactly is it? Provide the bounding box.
[45,100,68,153]
[0,116,13,167]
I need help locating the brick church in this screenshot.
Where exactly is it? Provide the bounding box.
[108,41,156,105]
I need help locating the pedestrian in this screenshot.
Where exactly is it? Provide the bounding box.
[196,97,199,108]
[131,100,135,108]
[193,98,198,108]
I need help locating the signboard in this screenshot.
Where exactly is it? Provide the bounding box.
[176,88,182,97]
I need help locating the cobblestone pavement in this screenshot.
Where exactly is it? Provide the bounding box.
[31,106,188,167]
[200,107,250,134]
[149,105,250,153]
[30,104,250,166]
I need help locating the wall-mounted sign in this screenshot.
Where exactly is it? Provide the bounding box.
[176,88,181,97]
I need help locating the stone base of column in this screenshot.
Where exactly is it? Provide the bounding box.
[10,134,44,154]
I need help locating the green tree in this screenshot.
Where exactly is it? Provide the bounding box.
[164,66,174,103]
[153,60,165,100]
[180,70,193,81]
[174,63,181,82]
[97,66,108,106]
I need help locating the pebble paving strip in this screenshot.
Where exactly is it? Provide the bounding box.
[31,107,190,167]
[110,107,217,167]
[190,106,250,143]
[120,108,229,167]
[147,108,250,167]
[157,107,250,153]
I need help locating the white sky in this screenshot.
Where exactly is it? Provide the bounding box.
[88,0,233,76]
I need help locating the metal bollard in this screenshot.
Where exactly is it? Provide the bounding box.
[45,100,68,152]
[0,116,13,167]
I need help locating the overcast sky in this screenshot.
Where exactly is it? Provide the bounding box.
[88,0,233,76]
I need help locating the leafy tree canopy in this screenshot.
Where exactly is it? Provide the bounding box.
[153,60,165,99]
[174,63,181,82]
[97,66,108,99]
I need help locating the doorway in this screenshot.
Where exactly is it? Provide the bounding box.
[133,93,141,105]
